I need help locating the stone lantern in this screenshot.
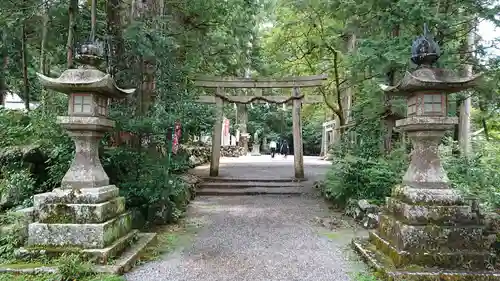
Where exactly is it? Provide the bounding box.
[17,42,156,271]
[353,25,500,280]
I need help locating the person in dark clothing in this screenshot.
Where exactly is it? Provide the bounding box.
[280,140,289,158]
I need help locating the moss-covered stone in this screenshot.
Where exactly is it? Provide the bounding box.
[28,212,132,249]
[38,197,126,224]
[352,239,500,281]
[378,214,487,252]
[369,232,494,270]
[386,197,480,225]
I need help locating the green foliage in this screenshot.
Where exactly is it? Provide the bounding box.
[0,212,25,263]
[103,148,191,224]
[0,274,124,281]
[0,168,36,208]
[444,140,500,211]
[324,147,407,205]
[352,273,382,281]
[56,253,93,281]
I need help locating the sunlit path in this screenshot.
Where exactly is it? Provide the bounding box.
[191,155,331,181]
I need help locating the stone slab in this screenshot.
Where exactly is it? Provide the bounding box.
[199,182,303,189]
[18,230,138,264]
[83,229,138,264]
[386,197,480,225]
[196,187,305,196]
[392,185,464,205]
[57,116,115,130]
[378,214,487,252]
[2,232,156,275]
[369,231,493,270]
[34,185,119,207]
[94,232,157,274]
[201,176,305,182]
[352,238,500,281]
[28,212,132,249]
[38,197,126,224]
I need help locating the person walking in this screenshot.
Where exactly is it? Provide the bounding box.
[280,139,289,158]
[269,139,277,158]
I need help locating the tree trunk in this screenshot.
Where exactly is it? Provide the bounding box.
[0,32,7,107]
[381,24,400,153]
[478,102,489,141]
[67,0,78,69]
[106,0,125,82]
[458,23,475,156]
[342,33,356,124]
[40,2,49,75]
[21,18,30,111]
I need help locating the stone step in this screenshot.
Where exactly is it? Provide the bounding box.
[196,187,305,196]
[8,232,157,275]
[198,181,303,189]
[94,232,157,274]
[17,230,139,264]
[202,176,303,183]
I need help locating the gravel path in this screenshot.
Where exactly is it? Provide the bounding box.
[125,195,368,281]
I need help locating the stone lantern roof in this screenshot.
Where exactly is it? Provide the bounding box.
[36,42,135,98]
[380,68,483,96]
[379,23,482,96]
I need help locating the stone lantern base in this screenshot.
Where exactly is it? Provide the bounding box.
[239,134,249,155]
[16,186,156,272]
[353,185,500,280]
[251,143,261,156]
[14,116,157,273]
[353,116,500,280]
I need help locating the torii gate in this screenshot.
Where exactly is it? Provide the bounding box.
[193,74,327,179]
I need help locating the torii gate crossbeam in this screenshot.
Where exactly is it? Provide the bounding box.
[193,74,327,179]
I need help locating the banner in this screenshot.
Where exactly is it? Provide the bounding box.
[223,118,230,136]
[172,121,182,154]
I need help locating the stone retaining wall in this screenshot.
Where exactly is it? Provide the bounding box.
[221,146,244,157]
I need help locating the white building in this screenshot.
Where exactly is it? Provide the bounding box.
[0,92,39,111]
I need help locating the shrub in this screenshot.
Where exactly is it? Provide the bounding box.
[0,168,36,209]
[0,212,26,262]
[443,139,500,211]
[323,146,407,206]
[57,253,93,281]
[103,148,192,225]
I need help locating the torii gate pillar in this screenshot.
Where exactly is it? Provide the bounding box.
[210,89,224,177]
[292,87,304,179]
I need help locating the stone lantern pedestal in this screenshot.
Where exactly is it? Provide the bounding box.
[353,26,500,280]
[15,43,156,273]
[240,133,249,155]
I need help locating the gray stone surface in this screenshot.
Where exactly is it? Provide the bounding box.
[34,185,120,207]
[125,156,368,281]
[250,143,261,156]
[125,196,367,281]
[28,212,132,248]
[58,129,110,189]
[38,197,126,224]
[396,117,457,189]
